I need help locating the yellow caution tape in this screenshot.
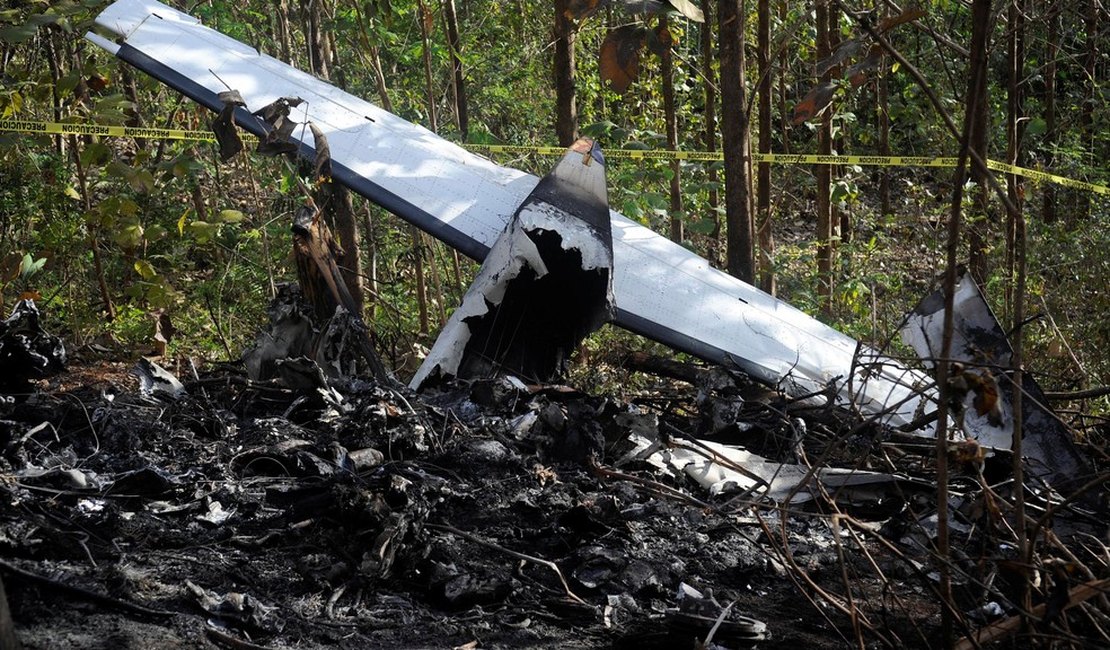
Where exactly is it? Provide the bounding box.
[0,118,218,142]
[4,119,1106,195]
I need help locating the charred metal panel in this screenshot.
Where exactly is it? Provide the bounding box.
[412,139,614,387]
[902,271,1090,488]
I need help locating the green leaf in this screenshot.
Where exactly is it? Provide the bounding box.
[79,142,112,167]
[686,217,717,235]
[217,209,245,223]
[187,221,218,243]
[0,23,40,44]
[1025,117,1047,136]
[21,255,47,278]
[134,259,158,280]
[177,210,189,236]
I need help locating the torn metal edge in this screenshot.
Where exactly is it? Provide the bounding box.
[901,270,1090,489]
[411,139,614,388]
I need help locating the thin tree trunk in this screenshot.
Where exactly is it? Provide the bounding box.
[319,184,365,313]
[719,0,755,283]
[418,0,438,133]
[350,0,394,112]
[878,8,891,219]
[1079,0,1098,221]
[1004,0,1024,320]
[699,0,721,263]
[43,32,65,157]
[967,1,992,284]
[554,0,578,146]
[302,0,330,79]
[777,0,785,153]
[442,0,468,139]
[1041,4,1057,224]
[412,226,429,336]
[756,0,774,294]
[935,5,993,644]
[1006,0,1030,618]
[660,15,684,243]
[70,136,115,321]
[428,240,448,325]
[816,0,833,318]
[414,0,436,334]
[276,0,293,63]
[363,204,379,321]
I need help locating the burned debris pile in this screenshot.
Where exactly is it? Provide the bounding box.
[1,314,1107,649]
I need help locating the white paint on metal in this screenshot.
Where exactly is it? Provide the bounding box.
[88,0,936,431]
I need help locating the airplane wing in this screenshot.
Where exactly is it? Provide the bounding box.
[86,0,930,428]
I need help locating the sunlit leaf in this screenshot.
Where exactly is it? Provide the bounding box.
[187,221,218,243]
[177,209,190,236]
[134,259,158,280]
[218,209,245,223]
[600,26,645,94]
[1025,117,1047,136]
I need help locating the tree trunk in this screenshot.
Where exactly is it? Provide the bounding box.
[1041,4,1057,224]
[70,136,115,322]
[719,0,755,284]
[554,0,578,146]
[412,226,430,336]
[660,15,684,243]
[756,0,774,294]
[302,0,330,79]
[442,0,469,139]
[1079,0,1098,221]
[363,204,379,322]
[878,5,891,219]
[815,0,833,318]
[966,0,993,284]
[418,0,439,133]
[276,0,293,63]
[317,184,365,313]
[699,0,721,264]
[1004,0,1024,320]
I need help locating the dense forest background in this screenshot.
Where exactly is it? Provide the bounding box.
[0,0,1108,413]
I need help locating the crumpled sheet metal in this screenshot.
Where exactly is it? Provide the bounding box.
[411,139,614,388]
[901,271,1089,488]
[626,433,909,505]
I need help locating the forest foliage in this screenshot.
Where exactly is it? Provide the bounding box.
[0,0,1107,414]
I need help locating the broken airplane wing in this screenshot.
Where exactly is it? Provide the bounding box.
[87,0,930,428]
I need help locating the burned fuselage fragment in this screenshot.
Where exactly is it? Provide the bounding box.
[901,270,1090,489]
[412,139,614,388]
